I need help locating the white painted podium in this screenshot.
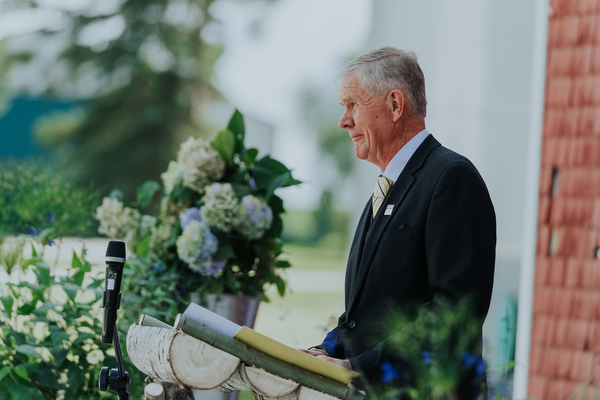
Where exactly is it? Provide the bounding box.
[126,315,364,400]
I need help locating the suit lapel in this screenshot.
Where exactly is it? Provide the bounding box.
[347,135,441,313]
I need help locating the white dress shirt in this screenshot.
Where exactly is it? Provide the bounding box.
[379,129,430,183]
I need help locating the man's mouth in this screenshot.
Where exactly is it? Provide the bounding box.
[350,134,363,144]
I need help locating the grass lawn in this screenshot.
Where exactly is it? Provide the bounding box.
[253,242,348,348]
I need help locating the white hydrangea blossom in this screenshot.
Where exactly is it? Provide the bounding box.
[149,223,174,260]
[200,183,243,232]
[86,349,105,365]
[236,195,273,239]
[176,220,220,275]
[177,137,225,193]
[161,161,185,195]
[140,215,157,236]
[95,197,141,238]
[159,197,191,226]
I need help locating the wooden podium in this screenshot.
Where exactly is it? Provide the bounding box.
[126,315,364,400]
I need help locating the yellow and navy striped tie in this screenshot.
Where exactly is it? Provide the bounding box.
[372,175,393,218]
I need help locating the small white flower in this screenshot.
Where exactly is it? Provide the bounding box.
[95,197,141,238]
[200,183,242,232]
[86,349,105,365]
[177,137,225,193]
[161,161,185,195]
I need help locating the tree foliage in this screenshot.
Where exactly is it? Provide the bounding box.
[4,0,231,199]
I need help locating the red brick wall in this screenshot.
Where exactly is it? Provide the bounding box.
[528,1,600,399]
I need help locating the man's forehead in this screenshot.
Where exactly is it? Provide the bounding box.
[339,75,367,102]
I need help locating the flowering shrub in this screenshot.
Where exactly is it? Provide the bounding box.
[0,240,123,399]
[374,298,487,400]
[95,110,300,310]
[0,160,101,238]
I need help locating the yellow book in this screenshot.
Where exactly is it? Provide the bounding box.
[183,303,359,384]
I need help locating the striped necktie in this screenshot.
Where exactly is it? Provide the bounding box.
[372,175,393,218]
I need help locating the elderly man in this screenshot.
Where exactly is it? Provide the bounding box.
[304,47,496,397]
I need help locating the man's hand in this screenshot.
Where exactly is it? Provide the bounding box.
[299,349,352,370]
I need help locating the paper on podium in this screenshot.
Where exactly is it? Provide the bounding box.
[183,303,359,385]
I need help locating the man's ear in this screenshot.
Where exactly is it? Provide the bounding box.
[388,90,405,122]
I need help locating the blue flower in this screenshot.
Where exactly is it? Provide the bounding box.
[28,226,37,236]
[179,207,202,230]
[153,265,165,272]
[48,213,56,223]
[380,361,400,384]
[460,352,485,377]
[422,350,431,365]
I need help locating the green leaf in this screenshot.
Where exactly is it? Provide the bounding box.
[32,368,60,389]
[276,278,286,297]
[70,252,88,286]
[66,366,85,395]
[62,285,78,302]
[37,227,57,246]
[253,156,301,196]
[15,345,43,361]
[13,364,30,382]
[0,366,10,382]
[275,260,291,269]
[214,237,235,261]
[108,189,124,201]
[17,302,36,316]
[71,251,83,270]
[0,296,14,319]
[136,235,151,257]
[50,348,69,367]
[33,265,51,287]
[211,129,235,162]
[30,244,38,258]
[227,109,245,154]
[71,270,84,287]
[137,180,161,208]
[244,148,259,165]
[8,383,31,400]
[50,331,70,348]
[266,172,294,199]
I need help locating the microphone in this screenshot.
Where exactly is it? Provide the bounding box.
[102,240,126,344]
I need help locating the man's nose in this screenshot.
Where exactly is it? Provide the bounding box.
[338,111,354,129]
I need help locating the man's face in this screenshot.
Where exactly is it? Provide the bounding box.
[338,74,395,169]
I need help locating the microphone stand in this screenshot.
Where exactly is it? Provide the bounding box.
[99,323,130,399]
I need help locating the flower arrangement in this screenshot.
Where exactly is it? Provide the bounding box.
[95,110,300,307]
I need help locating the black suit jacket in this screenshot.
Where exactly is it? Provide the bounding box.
[320,135,496,391]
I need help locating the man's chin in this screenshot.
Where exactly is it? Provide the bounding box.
[354,147,368,160]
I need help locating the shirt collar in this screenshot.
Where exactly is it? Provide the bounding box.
[379,129,430,182]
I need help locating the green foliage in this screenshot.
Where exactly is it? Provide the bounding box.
[375,298,486,400]
[0,160,101,238]
[0,239,143,399]
[5,0,240,199]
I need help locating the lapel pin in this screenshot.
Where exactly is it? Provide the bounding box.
[384,205,394,215]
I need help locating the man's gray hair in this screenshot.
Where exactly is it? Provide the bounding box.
[341,47,427,117]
